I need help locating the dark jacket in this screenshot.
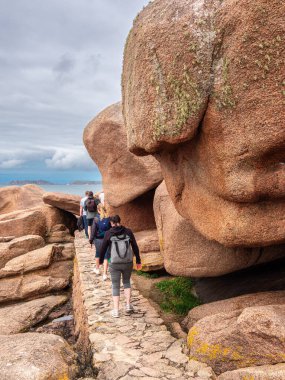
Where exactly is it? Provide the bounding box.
[99,225,141,265]
[89,216,111,243]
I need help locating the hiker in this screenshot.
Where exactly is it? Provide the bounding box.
[99,215,142,317]
[89,204,111,281]
[84,191,98,238]
[80,191,89,238]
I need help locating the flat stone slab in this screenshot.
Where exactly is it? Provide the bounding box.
[74,232,216,380]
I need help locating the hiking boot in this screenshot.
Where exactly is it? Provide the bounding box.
[93,268,100,275]
[125,304,134,314]
[110,309,119,318]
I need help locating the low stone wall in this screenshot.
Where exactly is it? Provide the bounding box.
[72,247,94,371]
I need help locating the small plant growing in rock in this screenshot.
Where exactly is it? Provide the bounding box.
[156,277,201,315]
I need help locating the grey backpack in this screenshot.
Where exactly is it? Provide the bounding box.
[110,234,133,264]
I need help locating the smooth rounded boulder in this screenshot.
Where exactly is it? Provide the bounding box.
[43,192,81,215]
[83,102,162,207]
[183,290,285,330]
[0,184,44,214]
[154,182,285,277]
[122,0,285,248]
[0,333,78,379]
[188,304,285,374]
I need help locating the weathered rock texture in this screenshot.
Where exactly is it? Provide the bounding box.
[188,304,285,374]
[0,184,44,215]
[0,333,78,380]
[183,290,285,330]
[0,295,67,334]
[106,189,157,232]
[83,102,162,207]
[135,229,164,271]
[218,363,285,380]
[47,224,75,243]
[122,0,285,248]
[154,182,285,277]
[0,235,45,268]
[0,189,77,375]
[0,261,73,304]
[43,191,81,215]
[0,244,67,278]
[0,206,76,238]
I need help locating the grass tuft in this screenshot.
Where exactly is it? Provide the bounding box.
[155,277,201,315]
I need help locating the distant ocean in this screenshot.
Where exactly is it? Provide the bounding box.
[0,184,103,196]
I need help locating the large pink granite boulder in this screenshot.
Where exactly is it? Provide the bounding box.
[0,206,76,239]
[188,304,285,374]
[0,185,44,215]
[154,182,285,277]
[83,102,162,207]
[183,290,285,330]
[43,192,81,215]
[122,0,285,248]
[0,333,78,379]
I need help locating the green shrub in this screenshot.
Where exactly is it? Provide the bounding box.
[155,277,201,315]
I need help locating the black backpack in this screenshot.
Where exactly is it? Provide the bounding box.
[85,198,97,213]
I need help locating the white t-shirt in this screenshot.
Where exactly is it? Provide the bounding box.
[80,196,88,216]
[99,192,105,206]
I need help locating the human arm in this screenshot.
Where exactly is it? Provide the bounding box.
[89,220,97,245]
[127,229,141,265]
[99,231,111,265]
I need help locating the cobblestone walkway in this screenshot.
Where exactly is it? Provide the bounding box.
[75,232,216,380]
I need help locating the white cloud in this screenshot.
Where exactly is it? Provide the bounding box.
[0,159,25,169]
[45,147,94,170]
[0,0,149,173]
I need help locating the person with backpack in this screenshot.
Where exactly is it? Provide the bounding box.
[99,215,142,318]
[84,191,98,238]
[89,204,111,280]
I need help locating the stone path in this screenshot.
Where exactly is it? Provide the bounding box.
[74,232,216,380]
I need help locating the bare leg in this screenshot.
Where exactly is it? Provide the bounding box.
[95,257,100,269]
[124,287,131,307]
[88,225,92,239]
[103,259,108,276]
[113,295,120,311]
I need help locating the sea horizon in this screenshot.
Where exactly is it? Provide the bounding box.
[0,183,103,196]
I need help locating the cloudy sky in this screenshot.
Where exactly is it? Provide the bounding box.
[0,0,149,183]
